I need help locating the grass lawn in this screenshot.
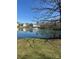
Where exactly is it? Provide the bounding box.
[17,38,61,59]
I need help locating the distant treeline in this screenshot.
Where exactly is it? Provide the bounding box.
[17,19,61,30]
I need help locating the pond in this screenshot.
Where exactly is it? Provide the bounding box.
[17,28,61,39]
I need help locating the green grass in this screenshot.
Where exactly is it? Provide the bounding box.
[17,38,61,59]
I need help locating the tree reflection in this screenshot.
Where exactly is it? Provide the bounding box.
[36,28,61,39]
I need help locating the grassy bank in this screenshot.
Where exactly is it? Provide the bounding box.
[17,38,61,59]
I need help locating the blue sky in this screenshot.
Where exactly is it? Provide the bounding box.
[17,0,60,23]
[17,0,40,23]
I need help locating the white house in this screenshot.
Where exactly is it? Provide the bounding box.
[23,23,27,27]
[33,24,40,28]
[23,23,29,27]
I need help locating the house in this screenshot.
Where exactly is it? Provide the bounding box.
[33,24,40,28]
[23,23,30,28]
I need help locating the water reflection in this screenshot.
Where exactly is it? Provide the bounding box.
[17,28,61,39]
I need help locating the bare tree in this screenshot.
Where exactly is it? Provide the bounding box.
[33,0,61,20]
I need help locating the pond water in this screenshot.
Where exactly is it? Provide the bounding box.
[17,28,61,39]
